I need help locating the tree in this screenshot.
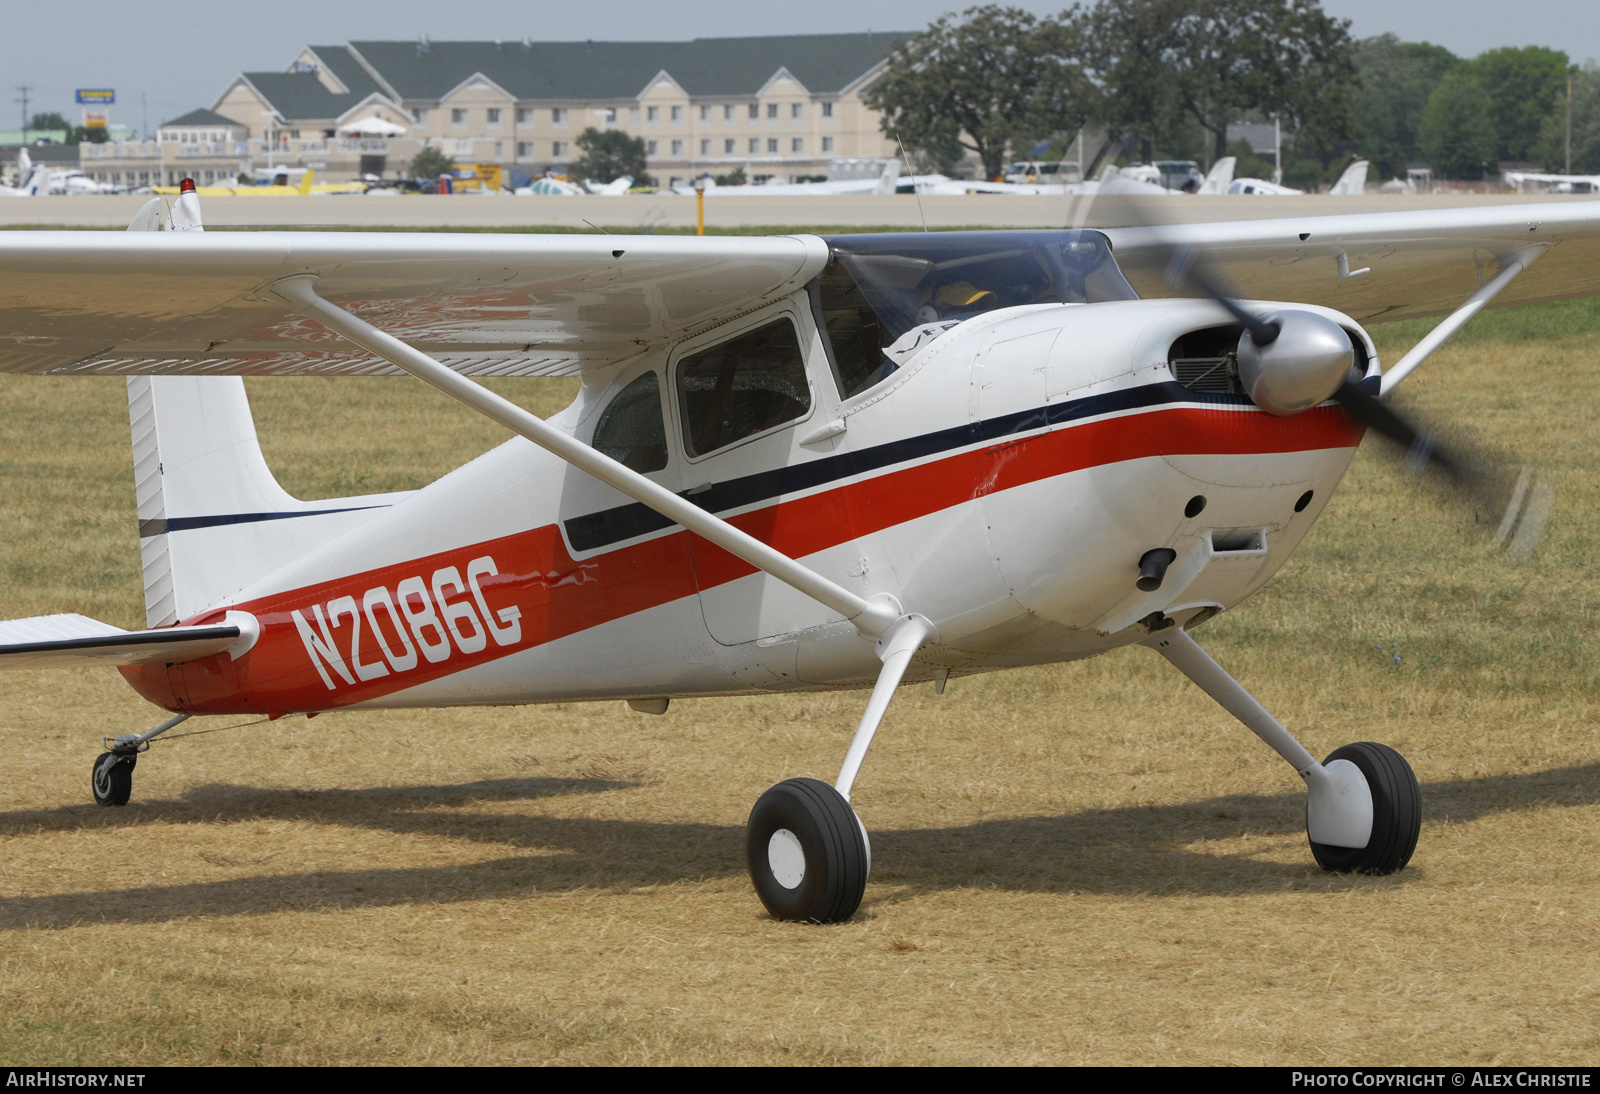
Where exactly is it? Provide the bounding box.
[572,127,650,185]
[1419,69,1497,178]
[1081,0,1187,164]
[1087,0,1356,168]
[862,5,1094,180]
[29,112,71,132]
[1539,61,1600,172]
[409,145,455,180]
[1465,46,1569,163]
[1351,34,1460,180]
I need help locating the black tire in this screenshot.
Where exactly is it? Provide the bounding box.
[746,777,869,923]
[1310,742,1420,875]
[91,751,135,807]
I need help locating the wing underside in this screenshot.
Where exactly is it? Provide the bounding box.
[0,232,828,377]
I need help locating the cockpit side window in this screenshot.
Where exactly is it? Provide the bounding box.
[677,317,811,458]
[811,260,898,400]
[592,371,669,473]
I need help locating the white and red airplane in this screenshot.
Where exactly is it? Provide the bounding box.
[0,182,1589,922]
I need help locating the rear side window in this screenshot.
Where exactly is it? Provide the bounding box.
[592,371,668,472]
[677,318,811,457]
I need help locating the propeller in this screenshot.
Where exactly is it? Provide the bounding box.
[1160,241,1553,560]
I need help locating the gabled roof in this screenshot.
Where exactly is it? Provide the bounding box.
[306,45,388,101]
[232,72,371,123]
[344,33,907,102]
[162,108,245,129]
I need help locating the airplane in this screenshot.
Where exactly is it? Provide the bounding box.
[0,177,1583,924]
[1504,170,1600,195]
[0,149,51,197]
[153,168,365,197]
[1229,158,1369,196]
[514,175,634,196]
[675,162,901,197]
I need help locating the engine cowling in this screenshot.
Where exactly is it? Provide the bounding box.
[1236,310,1354,416]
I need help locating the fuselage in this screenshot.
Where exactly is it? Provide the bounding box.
[122,288,1371,717]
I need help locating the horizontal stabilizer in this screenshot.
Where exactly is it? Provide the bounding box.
[0,613,244,670]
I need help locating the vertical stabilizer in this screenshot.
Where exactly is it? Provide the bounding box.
[128,377,412,626]
[1329,159,1369,196]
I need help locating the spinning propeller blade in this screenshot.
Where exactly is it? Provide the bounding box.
[1152,223,1554,560]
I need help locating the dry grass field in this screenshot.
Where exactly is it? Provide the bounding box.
[1,298,1598,1065]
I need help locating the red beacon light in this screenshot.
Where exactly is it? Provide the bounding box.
[180,178,196,193]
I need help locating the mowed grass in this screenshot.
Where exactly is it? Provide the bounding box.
[1,301,1599,1064]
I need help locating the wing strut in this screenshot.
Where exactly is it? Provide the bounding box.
[1379,245,1547,396]
[267,275,903,639]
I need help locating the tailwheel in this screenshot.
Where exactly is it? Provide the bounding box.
[91,750,136,807]
[1310,742,1421,875]
[747,777,870,923]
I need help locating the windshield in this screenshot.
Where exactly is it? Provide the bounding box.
[812,230,1137,398]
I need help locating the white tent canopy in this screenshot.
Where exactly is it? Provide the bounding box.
[338,116,408,137]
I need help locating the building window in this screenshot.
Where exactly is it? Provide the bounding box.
[629,106,641,125]
[822,136,834,152]
[413,108,429,124]
[671,139,683,156]
[822,102,833,118]
[453,139,473,155]
[767,103,778,119]
[670,105,682,123]
[494,141,503,157]
[767,138,779,153]
[517,141,533,159]
[725,138,735,154]
[749,138,760,153]
[647,140,658,156]
[647,106,658,123]
[700,139,710,154]
[552,107,566,125]
[451,108,467,127]
[724,104,735,121]
[792,138,803,153]
[603,108,618,124]
[748,103,759,120]
[791,103,803,120]
[700,105,710,121]
[552,140,566,157]
[486,108,502,126]
[516,107,532,124]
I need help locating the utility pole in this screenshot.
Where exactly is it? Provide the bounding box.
[16,85,32,145]
[1273,114,1282,185]
[1567,76,1573,175]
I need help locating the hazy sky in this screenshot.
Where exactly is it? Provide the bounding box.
[4,1,1600,134]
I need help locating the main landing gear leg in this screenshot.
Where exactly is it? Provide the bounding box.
[1144,628,1420,874]
[747,614,936,922]
[91,713,189,807]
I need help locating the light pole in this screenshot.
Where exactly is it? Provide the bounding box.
[262,111,278,172]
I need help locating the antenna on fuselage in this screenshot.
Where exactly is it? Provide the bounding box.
[895,132,928,234]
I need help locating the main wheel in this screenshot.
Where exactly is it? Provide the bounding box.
[747,777,869,923]
[1310,742,1420,875]
[91,751,136,807]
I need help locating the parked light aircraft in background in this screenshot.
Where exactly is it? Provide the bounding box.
[1230,159,1369,197]
[1505,171,1600,195]
[0,150,50,198]
[676,162,901,197]
[0,179,1583,922]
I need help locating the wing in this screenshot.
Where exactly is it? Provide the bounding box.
[1104,201,1600,324]
[0,232,827,377]
[0,614,244,669]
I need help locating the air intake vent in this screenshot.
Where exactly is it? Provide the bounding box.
[1170,355,1237,392]
[1168,323,1245,395]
